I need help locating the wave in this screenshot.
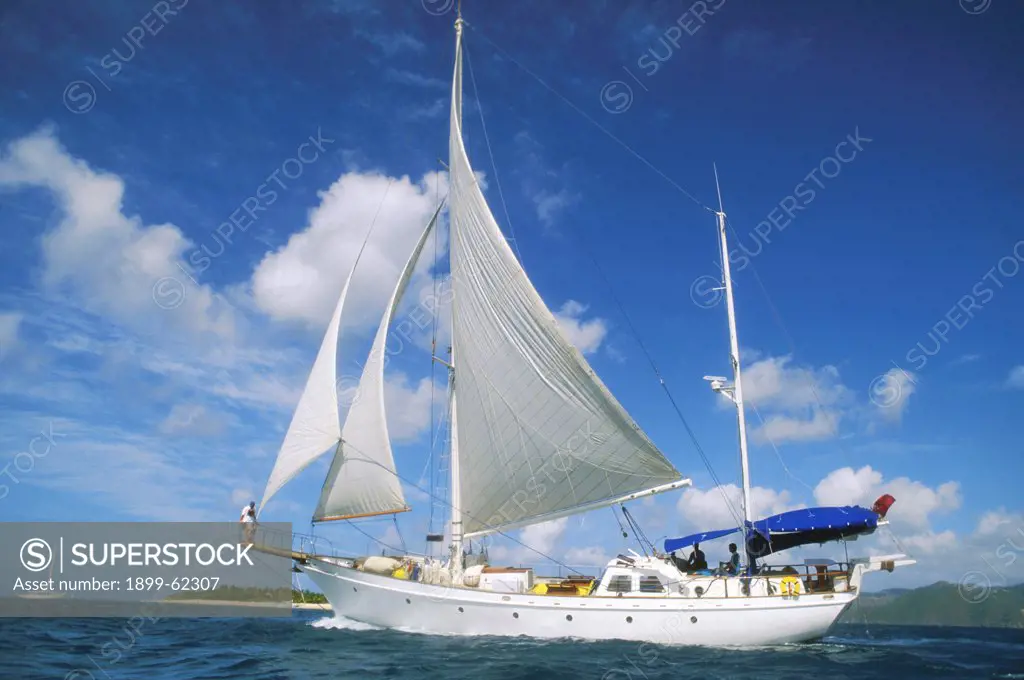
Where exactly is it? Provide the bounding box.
[309,615,383,632]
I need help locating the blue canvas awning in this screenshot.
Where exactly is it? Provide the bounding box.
[664,527,740,553]
[664,505,880,556]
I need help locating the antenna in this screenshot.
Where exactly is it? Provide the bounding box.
[713,162,725,215]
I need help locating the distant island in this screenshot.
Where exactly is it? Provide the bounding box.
[840,582,1024,628]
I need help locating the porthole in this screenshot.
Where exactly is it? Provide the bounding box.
[566,614,573,621]
[626,616,633,623]
[690,616,698,624]
[458,607,464,613]
[352,587,358,592]
[513,612,519,619]
[405,598,411,604]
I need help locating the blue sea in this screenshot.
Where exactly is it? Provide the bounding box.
[0,613,1021,679]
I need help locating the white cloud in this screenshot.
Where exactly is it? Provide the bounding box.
[976,508,1017,536]
[0,312,22,360]
[159,403,235,438]
[676,483,798,530]
[0,128,234,338]
[743,355,849,411]
[513,131,577,228]
[487,517,569,566]
[521,518,568,556]
[553,300,608,355]
[383,373,437,442]
[564,545,610,567]
[741,355,850,444]
[532,188,577,227]
[752,409,838,444]
[1006,365,1024,389]
[232,488,256,506]
[898,529,957,555]
[249,169,447,330]
[872,367,917,422]
[813,465,960,529]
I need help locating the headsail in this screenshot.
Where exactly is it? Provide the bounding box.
[259,269,355,513]
[313,204,444,521]
[447,27,685,538]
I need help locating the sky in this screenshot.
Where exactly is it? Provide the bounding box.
[1,0,1022,595]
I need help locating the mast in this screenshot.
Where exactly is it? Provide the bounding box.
[713,165,754,571]
[448,6,465,574]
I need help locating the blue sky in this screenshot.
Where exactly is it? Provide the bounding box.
[1,0,1022,591]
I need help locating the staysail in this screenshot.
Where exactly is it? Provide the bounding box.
[448,24,685,538]
[259,269,355,513]
[313,204,443,521]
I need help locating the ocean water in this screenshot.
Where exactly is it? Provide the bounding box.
[0,613,1021,680]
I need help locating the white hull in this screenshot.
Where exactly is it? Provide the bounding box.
[301,560,857,646]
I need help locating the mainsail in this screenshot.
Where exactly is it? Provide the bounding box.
[313,204,444,521]
[447,23,684,538]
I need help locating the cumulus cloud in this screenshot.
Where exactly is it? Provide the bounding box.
[521,517,568,556]
[976,508,1017,536]
[752,410,838,444]
[0,128,234,338]
[676,483,798,530]
[813,465,960,529]
[741,355,850,444]
[249,170,447,330]
[898,529,958,556]
[743,355,849,411]
[553,300,608,355]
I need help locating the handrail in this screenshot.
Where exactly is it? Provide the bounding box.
[250,523,346,560]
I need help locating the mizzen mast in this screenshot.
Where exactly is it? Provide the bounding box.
[706,165,755,571]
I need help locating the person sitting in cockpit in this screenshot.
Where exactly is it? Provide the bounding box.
[717,543,740,576]
[687,542,708,572]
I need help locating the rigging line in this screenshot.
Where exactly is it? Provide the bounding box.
[747,401,816,494]
[881,522,910,557]
[620,505,654,556]
[427,177,444,534]
[336,438,580,574]
[464,40,524,265]
[571,230,744,530]
[393,514,407,553]
[345,519,425,557]
[722,214,859,468]
[465,22,715,215]
[611,505,629,539]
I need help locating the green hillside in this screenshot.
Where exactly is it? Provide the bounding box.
[840,582,1024,628]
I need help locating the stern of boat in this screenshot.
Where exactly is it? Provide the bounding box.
[848,553,916,592]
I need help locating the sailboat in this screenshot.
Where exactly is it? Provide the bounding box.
[256,11,914,646]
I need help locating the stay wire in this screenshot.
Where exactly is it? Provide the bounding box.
[464,41,524,265]
[465,22,715,214]
[333,439,579,575]
[722,214,859,469]
[575,234,745,531]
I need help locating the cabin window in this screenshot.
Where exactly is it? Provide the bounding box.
[606,575,632,593]
[639,575,665,593]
